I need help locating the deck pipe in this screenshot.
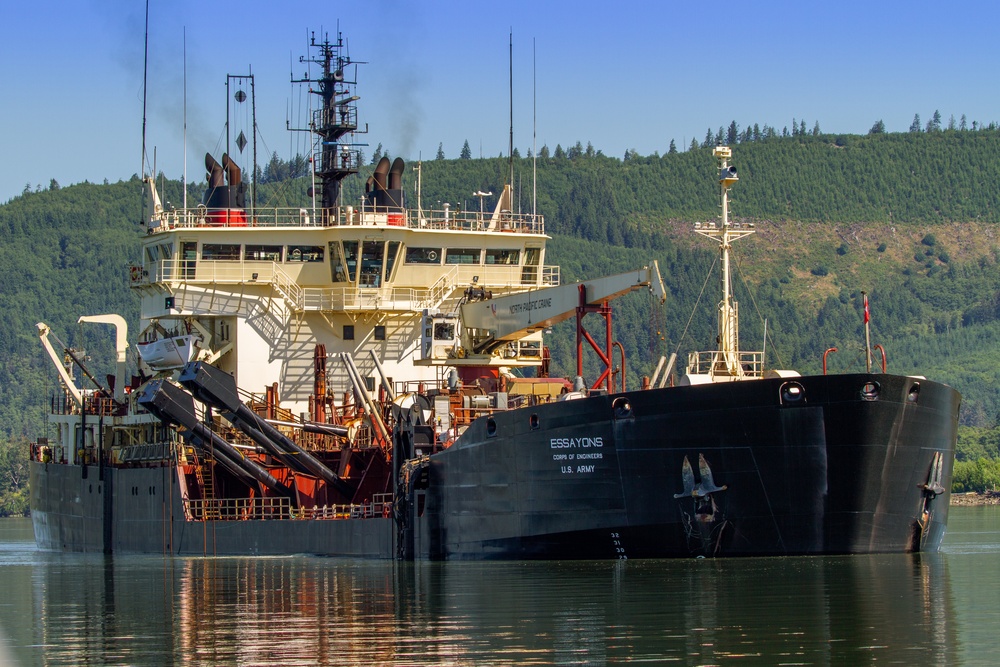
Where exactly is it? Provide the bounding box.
[178,362,353,497]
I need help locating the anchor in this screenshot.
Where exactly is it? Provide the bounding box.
[674,453,729,555]
[913,451,946,550]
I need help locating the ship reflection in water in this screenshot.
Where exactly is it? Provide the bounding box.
[7,525,963,665]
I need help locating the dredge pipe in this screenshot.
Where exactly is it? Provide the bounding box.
[179,362,353,497]
[137,380,294,498]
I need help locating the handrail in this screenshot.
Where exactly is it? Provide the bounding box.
[148,204,546,235]
[181,496,393,521]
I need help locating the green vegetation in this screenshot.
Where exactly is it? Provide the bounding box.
[7,126,1000,495]
[0,438,28,516]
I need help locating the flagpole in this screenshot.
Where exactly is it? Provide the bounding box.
[863,291,872,373]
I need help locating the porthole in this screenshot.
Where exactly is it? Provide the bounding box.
[486,417,497,437]
[780,382,806,405]
[861,381,880,401]
[612,397,634,419]
[529,413,540,430]
[907,383,921,403]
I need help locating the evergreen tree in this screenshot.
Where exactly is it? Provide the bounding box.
[948,114,957,131]
[460,140,472,160]
[869,119,886,134]
[512,147,521,159]
[961,114,968,131]
[688,138,699,151]
[715,126,725,145]
[909,114,922,133]
[927,110,942,132]
[554,144,565,158]
[703,128,713,148]
[370,143,383,164]
[539,144,550,159]
[585,142,595,158]
[727,120,739,145]
[799,119,807,136]
[435,143,445,160]
[49,179,60,191]
[668,139,677,154]
[753,123,761,142]
[792,118,798,136]
[812,121,821,136]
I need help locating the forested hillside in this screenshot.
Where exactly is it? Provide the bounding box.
[4,127,1000,506]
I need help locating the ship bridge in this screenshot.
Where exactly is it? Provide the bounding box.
[132,203,557,317]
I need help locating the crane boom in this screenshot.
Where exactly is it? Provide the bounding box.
[460,261,666,353]
[36,322,84,409]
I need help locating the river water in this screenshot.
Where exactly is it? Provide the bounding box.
[0,508,997,666]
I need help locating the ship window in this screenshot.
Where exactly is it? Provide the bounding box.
[374,325,386,341]
[486,416,498,438]
[329,241,349,283]
[202,243,241,260]
[529,413,540,430]
[434,322,455,340]
[340,241,359,281]
[245,245,282,261]
[287,245,324,262]
[405,247,441,264]
[360,241,385,287]
[384,241,401,282]
[158,243,174,260]
[343,325,355,340]
[144,245,160,263]
[485,249,519,265]
[446,248,482,264]
[521,247,541,283]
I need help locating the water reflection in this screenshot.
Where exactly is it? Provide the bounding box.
[0,516,965,665]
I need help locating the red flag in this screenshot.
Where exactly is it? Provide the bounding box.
[863,294,870,324]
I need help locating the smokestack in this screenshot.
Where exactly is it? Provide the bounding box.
[222,153,242,186]
[205,153,224,188]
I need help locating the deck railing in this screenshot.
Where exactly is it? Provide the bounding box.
[149,204,545,235]
[182,494,393,522]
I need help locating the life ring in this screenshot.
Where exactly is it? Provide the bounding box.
[427,250,438,261]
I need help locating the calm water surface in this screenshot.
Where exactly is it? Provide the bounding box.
[0,508,997,666]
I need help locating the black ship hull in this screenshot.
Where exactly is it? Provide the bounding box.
[32,372,959,560]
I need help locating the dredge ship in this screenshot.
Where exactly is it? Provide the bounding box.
[29,31,960,559]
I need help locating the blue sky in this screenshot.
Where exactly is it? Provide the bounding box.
[2,0,998,203]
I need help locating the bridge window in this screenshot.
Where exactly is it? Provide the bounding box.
[405,247,441,264]
[287,245,324,262]
[374,325,386,341]
[360,241,385,287]
[246,245,282,261]
[446,248,482,264]
[485,249,519,265]
[343,325,355,340]
[202,244,241,260]
[384,241,401,282]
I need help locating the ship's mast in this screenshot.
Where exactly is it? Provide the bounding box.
[694,146,755,378]
[291,31,364,212]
